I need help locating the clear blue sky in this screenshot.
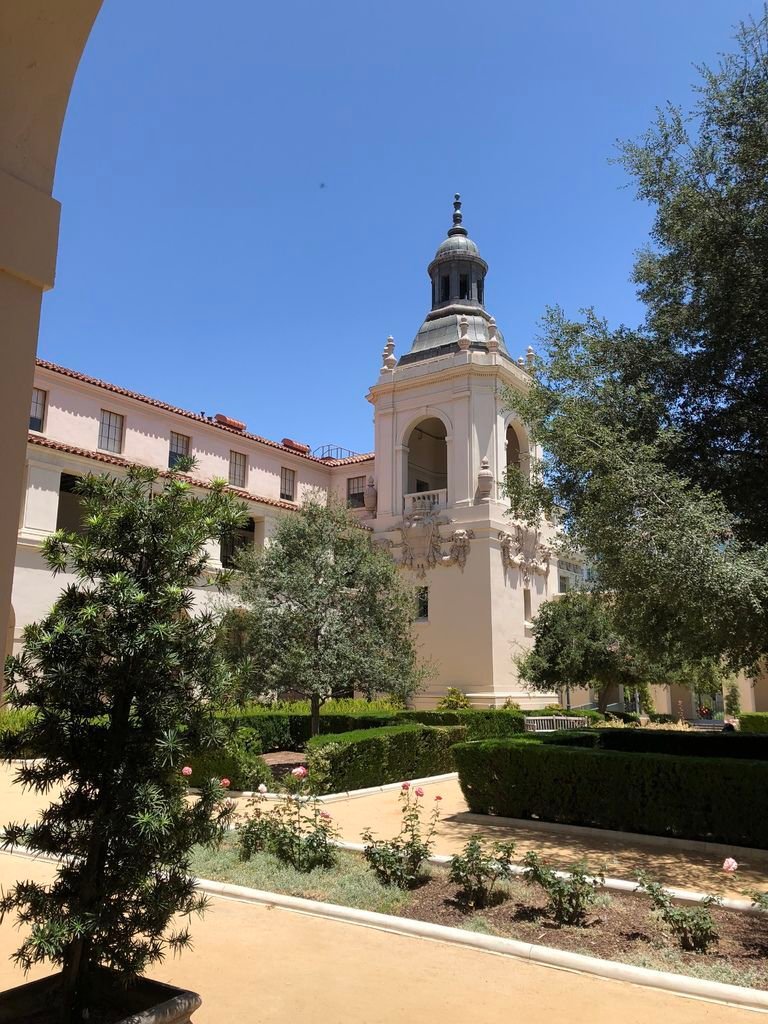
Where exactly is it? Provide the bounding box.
[39,0,762,455]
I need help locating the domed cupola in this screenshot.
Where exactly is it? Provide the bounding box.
[399,194,510,365]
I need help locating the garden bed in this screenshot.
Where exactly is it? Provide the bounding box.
[190,836,768,991]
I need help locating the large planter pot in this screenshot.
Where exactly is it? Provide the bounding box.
[0,968,201,1024]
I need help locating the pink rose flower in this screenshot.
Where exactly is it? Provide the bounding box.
[291,765,308,779]
[257,783,268,794]
[401,782,410,791]
[181,766,192,777]
[320,811,332,820]
[220,778,231,789]
[434,795,442,801]
[722,857,738,873]
[415,787,425,797]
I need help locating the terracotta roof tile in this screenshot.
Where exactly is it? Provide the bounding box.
[35,359,370,466]
[27,433,299,512]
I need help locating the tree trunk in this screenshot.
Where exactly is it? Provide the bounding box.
[310,692,321,738]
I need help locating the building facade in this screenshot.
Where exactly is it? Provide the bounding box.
[9,197,767,714]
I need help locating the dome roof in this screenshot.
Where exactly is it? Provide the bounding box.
[434,233,480,258]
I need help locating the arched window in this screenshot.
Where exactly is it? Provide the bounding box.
[506,425,521,473]
[405,418,448,507]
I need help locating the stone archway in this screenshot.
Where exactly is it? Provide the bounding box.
[0,1,102,698]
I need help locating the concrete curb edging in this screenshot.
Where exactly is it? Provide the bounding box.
[189,772,459,802]
[194,875,768,1013]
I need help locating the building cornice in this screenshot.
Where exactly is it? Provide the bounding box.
[366,353,530,405]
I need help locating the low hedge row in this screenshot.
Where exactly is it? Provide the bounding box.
[739,713,768,735]
[453,738,768,847]
[185,746,273,792]
[397,709,526,738]
[217,709,402,751]
[305,724,467,794]
[544,727,768,759]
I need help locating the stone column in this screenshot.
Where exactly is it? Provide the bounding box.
[0,0,102,699]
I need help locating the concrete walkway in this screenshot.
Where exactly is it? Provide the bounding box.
[0,852,762,1023]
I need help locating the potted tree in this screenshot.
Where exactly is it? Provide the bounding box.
[0,464,246,1023]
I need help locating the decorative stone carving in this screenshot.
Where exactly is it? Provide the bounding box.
[400,508,448,578]
[476,456,494,503]
[498,524,552,583]
[381,336,396,371]
[525,345,535,369]
[442,528,475,570]
[364,475,377,513]
[487,317,500,352]
[458,316,471,351]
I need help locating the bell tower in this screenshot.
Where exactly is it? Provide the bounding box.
[366,196,559,708]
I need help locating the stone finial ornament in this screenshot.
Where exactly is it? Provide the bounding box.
[382,336,396,371]
[364,475,377,513]
[526,345,535,368]
[517,356,525,367]
[458,315,470,351]
[476,456,494,503]
[487,317,500,352]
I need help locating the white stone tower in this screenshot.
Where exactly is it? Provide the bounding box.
[366,196,562,708]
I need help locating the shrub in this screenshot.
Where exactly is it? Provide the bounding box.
[593,728,768,760]
[0,707,40,758]
[216,707,401,752]
[522,852,604,926]
[437,687,472,710]
[724,684,741,717]
[361,783,440,888]
[540,730,600,748]
[186,737,273,793]
[449,836,517,908]
[306,724,466,794]
[397,709,525,739]
[739,712,768,735]
[239,770,339,872]
[452,738,768,847]
[636,874,720,952]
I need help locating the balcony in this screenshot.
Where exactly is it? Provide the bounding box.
[403,489,447,514]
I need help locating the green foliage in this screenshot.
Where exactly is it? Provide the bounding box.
[452,738,768,847]
[738,713,768,734]
[185,735,273,793]
[218,498,429,733]
[636,874,720,952]
[522,852,604,926]
[501,12,768,673]
[305,724,466,794]
[449,836,517,908]
[361,784,441,889]
[724,684,742,718]
[0,706,40,758]
[397,708,526,739]
[265,697,405,715]
[436,687,471,710]
[0,465,245,1014]
[239,777,339,872]
[591,728,768,760]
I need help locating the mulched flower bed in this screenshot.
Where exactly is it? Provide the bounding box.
[395,874,768,988]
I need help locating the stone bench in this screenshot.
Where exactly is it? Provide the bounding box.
[523,716,589,733]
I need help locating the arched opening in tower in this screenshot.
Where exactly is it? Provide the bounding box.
[506,425,521,473]
[406,417,448,497]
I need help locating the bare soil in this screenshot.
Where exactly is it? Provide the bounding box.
[396,875,768,987]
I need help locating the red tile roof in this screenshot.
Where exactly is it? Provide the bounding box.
[35,359,373,467]
[27,433,299,511]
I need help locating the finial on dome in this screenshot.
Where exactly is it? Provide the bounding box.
[447,192,468,237]
[382,336,396,371]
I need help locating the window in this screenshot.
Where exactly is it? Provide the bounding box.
[280,467,295,501]
[56,474,86,534]
[168,431,191,469]
[416,587,429,620]
[220,517,255,569]
[523,587,532,623]
[477,279,484,305]
[347,476,366,508]
[459,273,469,300]
[29,388,47,432]
[229,450,247,488]
[559,575,570,594]
[440,275,450,302]
[98,410,124,453]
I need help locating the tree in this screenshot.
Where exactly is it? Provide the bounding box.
[504,11,768,674]
[0,465,245,1022]
[516,592,729,713]
[218,498,427,735]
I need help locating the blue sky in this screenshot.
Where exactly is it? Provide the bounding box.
[40,0,762,455]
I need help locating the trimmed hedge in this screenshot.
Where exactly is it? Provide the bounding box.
[453,738,768,847]
[397,709,525,739]
[0,708,40,758]
[217,708,401,751]
[306,724,467,794]
[593,728,768,760]
[739,713,768,735]
[185,747,273,792]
